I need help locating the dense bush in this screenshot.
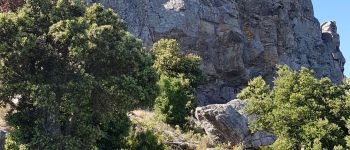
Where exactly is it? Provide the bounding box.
[153,39,204,129]
[154,75,195,128]
[0,0,157,149]
[5,134,27,150]
[238,65,350,149]
[96,113,131,150]
[127,129,168,150]
[153,39,204,87]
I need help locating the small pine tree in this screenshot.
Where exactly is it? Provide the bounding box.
[153,39,204,87]
[154,75,195,128]
[153,39,204,129]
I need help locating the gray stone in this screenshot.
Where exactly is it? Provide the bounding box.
[86,0,345,106]
[0,130,6,150]
[244,131,277,148]
[195,99,276,148]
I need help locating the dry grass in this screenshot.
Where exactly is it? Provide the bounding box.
[130,109,209,150]
[0,106,9,130]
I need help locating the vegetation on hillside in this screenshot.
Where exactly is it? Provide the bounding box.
[0,0,349,150]
[0,0,158,149]
[238,65,350,149]
[153,39,204,87]
[129,110,208,150]
[0,0,205,149]
[153,39,204,129]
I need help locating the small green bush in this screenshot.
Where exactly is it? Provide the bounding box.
[153,39,204,88]
[5,134,27,150]
[127,129,167,150]
[96,113,131,150]
[152,39,204,129]
[154,75,195,129]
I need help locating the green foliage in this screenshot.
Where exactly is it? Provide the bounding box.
[153,39,204,129]
[129,110,209,150]
[5,134,27,150]
[270,137,297,150]
[153,39,204,87]
[238,76,270,101]
[334,145,345,150]
[239,65,350,149]
[154,75,195,128]
[127,129,168,150]
[96,113,131,150]
[0,0,157,149]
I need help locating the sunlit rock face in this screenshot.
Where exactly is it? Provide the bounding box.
[86,0,345,106]
[195,99,277,148]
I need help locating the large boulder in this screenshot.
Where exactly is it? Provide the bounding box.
[86,0,345,106]
[195,99,276,148]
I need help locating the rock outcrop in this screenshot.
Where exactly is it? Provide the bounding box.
[321,21,345,74]
[86,0,345,105]
[195,99,276,148]
[0,130,6,150]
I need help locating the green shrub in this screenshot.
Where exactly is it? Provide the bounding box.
[96,113,131,150]
[127,129,167,150]
[238,65,350,149]
[152,39,204,129]
[334,145,345,150]
[5,134,27,150]
[154,75,195,129]
[153,39,204,87]
[0,1,158,148]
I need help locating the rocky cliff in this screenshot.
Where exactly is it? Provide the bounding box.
[86,0,345,105]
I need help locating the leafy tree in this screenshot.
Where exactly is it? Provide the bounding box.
[0,0,158,149]
[238,65,350,149]
[153,39,204,129]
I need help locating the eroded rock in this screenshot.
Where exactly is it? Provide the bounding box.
[86,0,345,106]
[195,99,276,148]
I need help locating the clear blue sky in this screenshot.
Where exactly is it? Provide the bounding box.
[312,0,350,76]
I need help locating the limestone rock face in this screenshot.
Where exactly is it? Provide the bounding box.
[195,99,276,148]
[86,0,345,105]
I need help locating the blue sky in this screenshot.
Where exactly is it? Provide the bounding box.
[312,0,350,76]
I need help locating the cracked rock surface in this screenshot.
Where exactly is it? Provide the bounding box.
[195,99,276,148]
[86,0,345,106]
